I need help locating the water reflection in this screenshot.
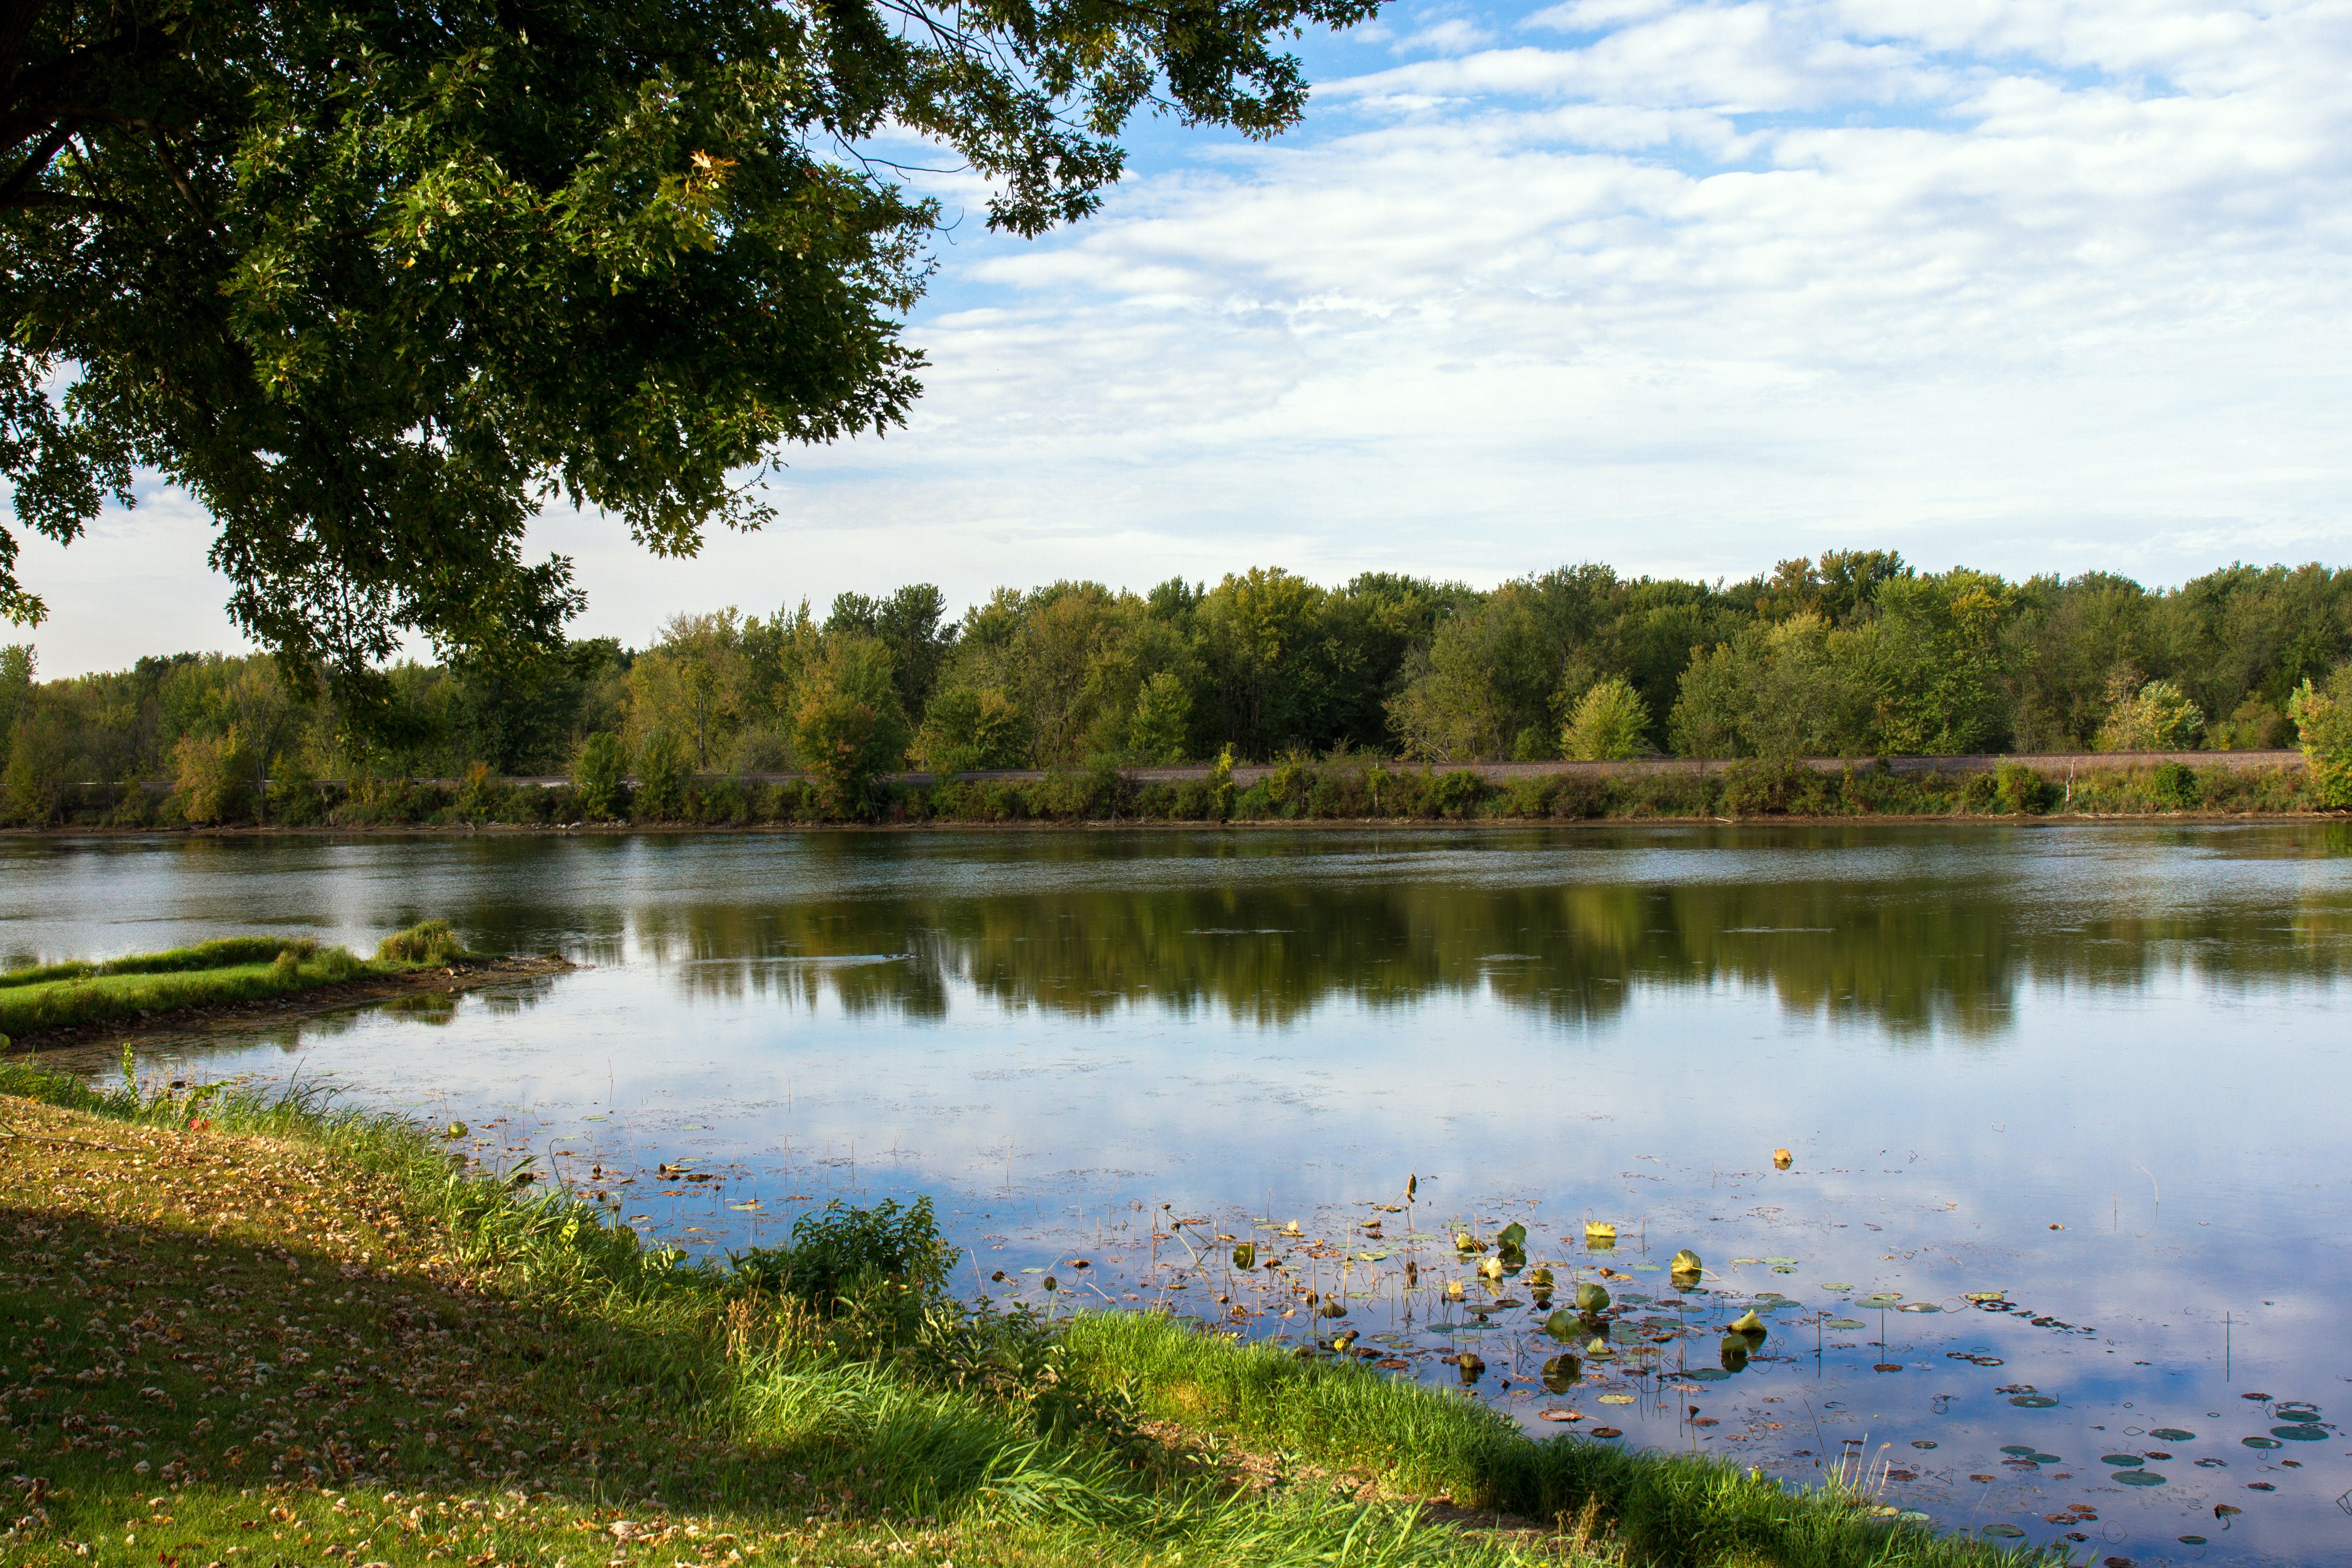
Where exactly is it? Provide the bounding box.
[6,826,2349,1036]
[625,837,2352,1036]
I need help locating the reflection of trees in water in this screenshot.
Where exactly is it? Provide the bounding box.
[650,875,2352,1037]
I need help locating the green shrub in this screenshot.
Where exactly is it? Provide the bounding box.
[795,635,912,818]
[575,731,629,819]
[2149,760,2200,810]
[1549,775,1607,818]
[376,919,474,966]
[265,762,332,826]
[1429,768,1484,818]
[1265,755,1314,815]
[1127,671,1191,764]
[2097,676,2205,752]
[915,685,1031,774]
[170,727,250,825]
[3,711,68,824]
[1719,759,1817,815]
[634,728,692,820]
[1994,762,2051,814]
[2288,674,2352,809]
[1562,677,1651,760]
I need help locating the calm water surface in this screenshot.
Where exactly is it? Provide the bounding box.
[7,824,2350,1566]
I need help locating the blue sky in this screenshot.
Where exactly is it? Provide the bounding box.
[26,0,2352,672]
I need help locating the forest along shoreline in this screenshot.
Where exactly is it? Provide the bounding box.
[1,749,2329,832]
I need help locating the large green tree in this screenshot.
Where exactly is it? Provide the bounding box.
[0,0,1377,674]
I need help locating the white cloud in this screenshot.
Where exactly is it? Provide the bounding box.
[22,0,2352,673]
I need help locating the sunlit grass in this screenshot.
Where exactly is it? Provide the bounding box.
[0,922,484,1038]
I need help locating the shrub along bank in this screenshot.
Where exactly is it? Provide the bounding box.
[0,1066,2041,1568]
[0,922,479,1040]
[14,754,2321,830]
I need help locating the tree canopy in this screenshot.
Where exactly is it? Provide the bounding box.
[0,0,1378,675]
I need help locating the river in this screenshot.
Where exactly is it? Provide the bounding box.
[6,823,2348,1564]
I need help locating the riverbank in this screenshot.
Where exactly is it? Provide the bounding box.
[0,924,565,1049]
[6,750,2325,832]
[0,1068,2036,1568]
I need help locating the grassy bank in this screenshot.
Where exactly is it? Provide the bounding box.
[0,922,477,1040]
[0,1066,2046,1568]
[18,753,2329,830]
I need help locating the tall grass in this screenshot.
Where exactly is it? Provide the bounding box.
[0,933,323,989]
[1059,1313,2043,1568]
[375,917,479,965]
[0,946,368,1034]
[0,920,486,1038]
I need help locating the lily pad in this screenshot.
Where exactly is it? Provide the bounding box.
[1669,1248,1702,1275]
[1598,1393,1635,1405]
[2117,1471,2166,1486]
[1575,1281,1611,1313]
[1685,1367,1729,1381]
[1587,1426,1623,1439]
[1980,1525,2025,1540]
[2178,1536,2207,1546]
[2270,1426,2328,1441]
[2101,1454,2144,1467]
[1820,1281,1853,1291]
[1858,1292,1902,1306]
[2149,1428,2195,1441]
[1541,1355,1582,1392]
[1825,1318,1866,1331]
[2008,1395,2059,1408]
[1897,1302,1942,1313]
[1633,1262,1661,1272]
[2241,1437,2282,1450]
[2000,1445,2037,1456]
[1962,1291,2005,1302]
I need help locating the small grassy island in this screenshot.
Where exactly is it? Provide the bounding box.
[0,1064,2037,1568]
[0,922,535,1045]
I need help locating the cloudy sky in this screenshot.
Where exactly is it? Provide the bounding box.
[22,0,2352,674]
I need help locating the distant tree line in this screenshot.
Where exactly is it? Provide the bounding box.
[4,552,2352,824]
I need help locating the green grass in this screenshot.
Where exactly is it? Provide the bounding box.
[1061,1314,2035,1568]
[0,934,332,989]
[0,921,485,1039]
[0,1065,2051,1568]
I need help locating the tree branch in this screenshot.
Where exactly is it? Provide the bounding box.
[0,114,64,204]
